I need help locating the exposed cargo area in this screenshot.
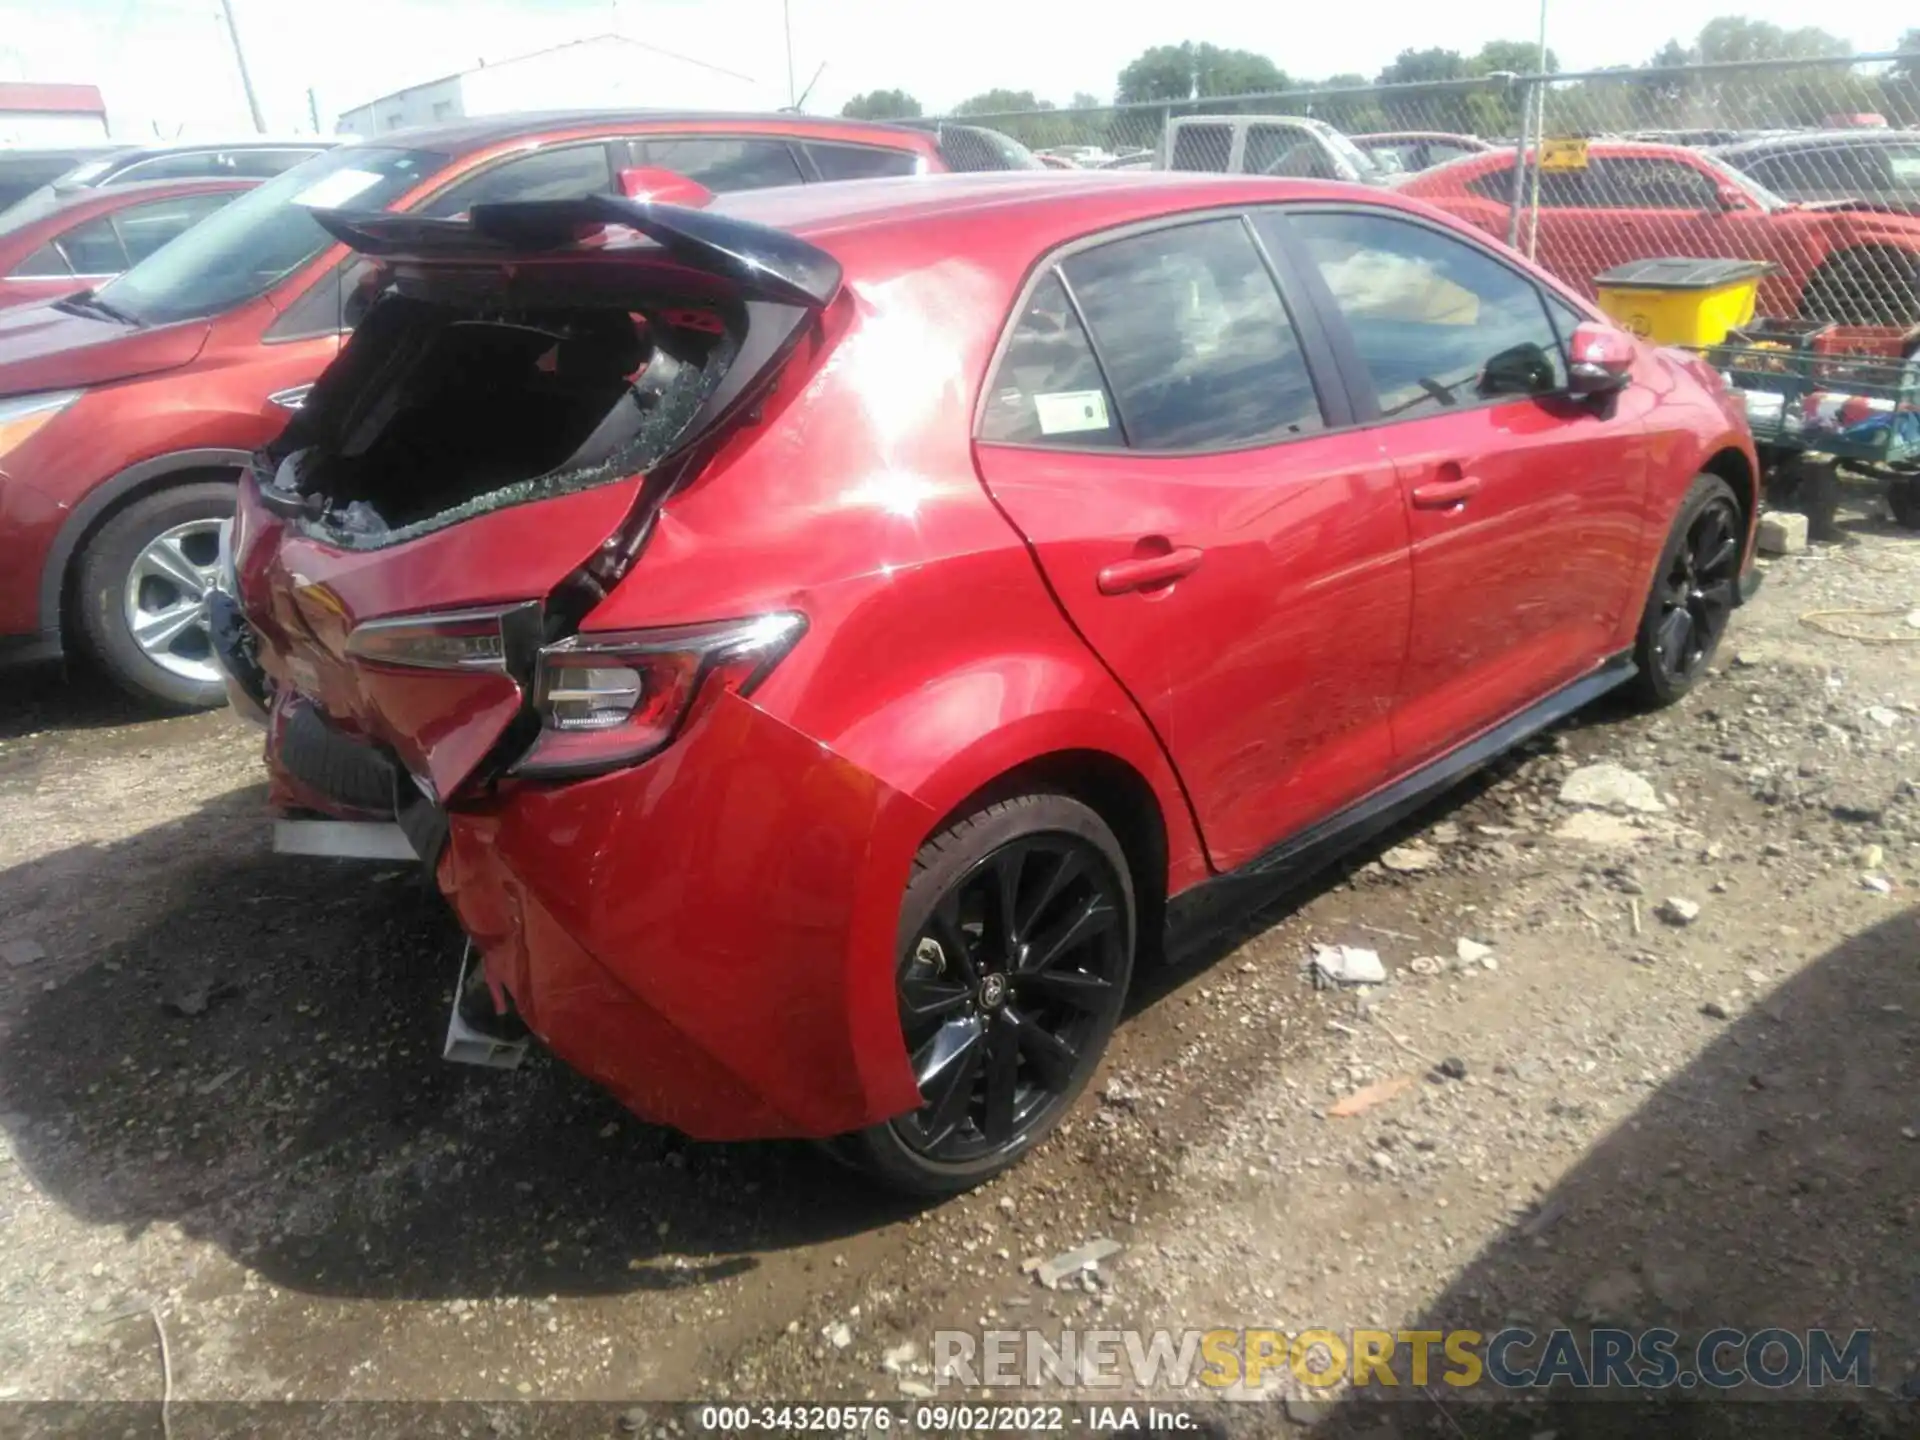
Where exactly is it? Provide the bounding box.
[265,288,739,547]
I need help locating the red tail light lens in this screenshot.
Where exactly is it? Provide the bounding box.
[514,613,806,779]
[344,602,542,674]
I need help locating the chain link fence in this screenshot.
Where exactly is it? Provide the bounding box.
[936,53,1920,343]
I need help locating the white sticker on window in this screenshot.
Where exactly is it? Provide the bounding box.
[292,168,387,210]
[1034,389,1111,435]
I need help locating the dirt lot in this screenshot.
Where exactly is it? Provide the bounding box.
[1,494,1917,1436]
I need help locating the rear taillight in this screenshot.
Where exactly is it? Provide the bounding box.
[513,613,805,779]
[344,603,543,675]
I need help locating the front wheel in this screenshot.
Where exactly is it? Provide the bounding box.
[1629,474,1743,709]
[75,479,236,711]
[842,794,1135,1195]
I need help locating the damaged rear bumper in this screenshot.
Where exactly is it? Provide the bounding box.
[262,692,450,865]
[435,688,932,1141]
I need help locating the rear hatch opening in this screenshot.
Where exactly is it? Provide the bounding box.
[262,283,741,550]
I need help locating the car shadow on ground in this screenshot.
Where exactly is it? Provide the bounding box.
[0,793,928,1304]
[0,713,1661,1314]
[0,661,166,742]
[1305,903,1920,1440]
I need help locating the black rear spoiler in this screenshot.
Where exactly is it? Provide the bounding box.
[307,194,842,310]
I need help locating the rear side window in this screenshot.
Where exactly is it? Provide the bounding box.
[1244,126,1299,175]
[637,138,804,192]
[421,143,616,217]
[1583,157,1717,210]
[55,216,129,275]
[113,192,235,264]
[224,149,325,178]
[1063,217,1324,449]
[1284,210,1568,419]
[805,143,919,180]
[978,272,1122,447]
[11,243,69,277]
[1466,164,1517,201]
[1169,124,1232,172]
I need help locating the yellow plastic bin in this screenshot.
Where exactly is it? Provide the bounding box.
[1592,258,1775,347]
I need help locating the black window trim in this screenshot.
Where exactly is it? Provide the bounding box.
[627,133,808,188]
[791,139,926,182]
[415,137,625,217]
[51,216,130,280]
[972,205,1354,459]
[1261,200,1599,428]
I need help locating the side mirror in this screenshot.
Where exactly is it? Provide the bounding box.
[1714,181,1748,212]
[1480,341,1558,398]
[1567,321,1635,395]
[616,167,713,207]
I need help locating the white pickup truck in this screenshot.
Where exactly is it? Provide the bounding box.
[1160,114,1392,185]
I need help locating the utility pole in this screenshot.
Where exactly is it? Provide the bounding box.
[219,0,267,134]
[784,0,796,108]
[306,86,321,134]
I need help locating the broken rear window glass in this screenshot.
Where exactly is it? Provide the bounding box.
[268,283,740,550]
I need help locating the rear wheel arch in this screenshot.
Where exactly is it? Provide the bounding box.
[924,747,1173,967]
[1700,445,1757,548]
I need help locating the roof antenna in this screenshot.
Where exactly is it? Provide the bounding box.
[789,61,826,114]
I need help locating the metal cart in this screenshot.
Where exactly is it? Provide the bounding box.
[1704,319,1920,532]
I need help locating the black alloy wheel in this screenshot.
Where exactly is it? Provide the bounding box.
[1633,475,1743,707]
[842,794,1135,1194]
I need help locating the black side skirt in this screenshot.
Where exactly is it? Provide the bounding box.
[1165,651,1637,955]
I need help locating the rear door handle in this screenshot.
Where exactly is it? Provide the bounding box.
[1410,475,1483,510]
[1097,546,1204,595]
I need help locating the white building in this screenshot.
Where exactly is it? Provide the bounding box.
[336,34,779,136]
[0,83,110,145]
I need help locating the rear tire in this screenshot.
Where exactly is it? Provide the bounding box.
[1629,475,1742,709]
[1889,474,1920,530]
[75,479,236,711]
[841,794,1135,1196]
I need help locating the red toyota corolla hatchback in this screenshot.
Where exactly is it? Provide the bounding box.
[218,171,1760,1192]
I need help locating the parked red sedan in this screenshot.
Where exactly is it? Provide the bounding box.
[1399,140,1920,328]
[0,111,988,708]
[0,178,253,312]
[218,172,1759,1192]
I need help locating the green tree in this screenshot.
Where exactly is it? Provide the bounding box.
[1116,42,1288,104]
[840,89,921,120]
[1891,29,1920,85]
[1116,44,1194,103]
[1647,39,1696,68]
[1376,48,1475,86]
[1475,40,1558,76]
[1068,91,1104,111]
[952,88,1049,116]
[1695,17,1850,63]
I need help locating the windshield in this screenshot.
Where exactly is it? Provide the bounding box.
[1314,121,1389,183]
[1703,152,1789,211]
[98,146,444,327]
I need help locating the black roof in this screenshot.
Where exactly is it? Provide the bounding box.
[362,109,935,157]
[1716,129,1919,158]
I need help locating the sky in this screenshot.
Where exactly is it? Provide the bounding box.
[3,0,1917,139]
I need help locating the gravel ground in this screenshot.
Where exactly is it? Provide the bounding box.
[1,497,1917,1437]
